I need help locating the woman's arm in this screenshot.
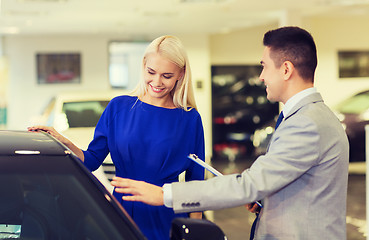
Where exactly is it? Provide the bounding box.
[28,126,84,161]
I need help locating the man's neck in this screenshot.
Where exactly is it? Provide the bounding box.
[282,80,314,104]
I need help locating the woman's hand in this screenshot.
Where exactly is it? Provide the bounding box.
[111,177,164,206]
[28,126,69,145]
[27,126,84,161]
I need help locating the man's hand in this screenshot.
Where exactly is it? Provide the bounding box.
[111,177,164,206]
[245,202,261,213]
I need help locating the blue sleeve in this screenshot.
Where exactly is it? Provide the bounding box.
[82,101,111,171]
[185,112,205,181]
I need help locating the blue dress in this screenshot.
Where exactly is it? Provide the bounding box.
[83,95,205,240]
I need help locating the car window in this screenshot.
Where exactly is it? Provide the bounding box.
[0,155,142,240]
[0,224,21,238]
[62,101,110,128]
[336,92,369,114]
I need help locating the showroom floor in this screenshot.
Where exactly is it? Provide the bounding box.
[210,158,366,240]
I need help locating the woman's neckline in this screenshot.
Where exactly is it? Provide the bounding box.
[136,97,178,110]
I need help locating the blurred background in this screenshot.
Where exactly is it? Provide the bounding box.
[1,0,369,239]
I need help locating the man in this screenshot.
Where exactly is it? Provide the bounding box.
[111,26,349,240]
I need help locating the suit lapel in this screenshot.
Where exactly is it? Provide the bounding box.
[265,92,324,152]
[284,92,323,121]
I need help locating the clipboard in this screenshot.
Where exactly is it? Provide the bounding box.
[188,153,263,208]
[188,154,223,176]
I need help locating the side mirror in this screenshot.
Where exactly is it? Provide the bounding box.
[170,217,227,240]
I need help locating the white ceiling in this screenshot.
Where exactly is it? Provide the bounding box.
[1,0,369,37]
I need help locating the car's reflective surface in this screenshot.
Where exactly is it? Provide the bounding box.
[0,130,146,240]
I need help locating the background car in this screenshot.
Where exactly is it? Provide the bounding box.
[334,90,369,162]
[253,90,369,163]
[30,90,124,192]
[0,130,226,240]
[252,118,277,157]
[211,65,279,161]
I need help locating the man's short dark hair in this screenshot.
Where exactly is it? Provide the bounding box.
[263,26,317,82]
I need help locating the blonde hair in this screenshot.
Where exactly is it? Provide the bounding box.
[131,35,197,111]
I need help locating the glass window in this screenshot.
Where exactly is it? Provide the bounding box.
[0,155,142,240]
[62,101,109,128]
[108,41,150,90]
[0,224,21,238]
[110,55,129,88]
[336,92,369,114]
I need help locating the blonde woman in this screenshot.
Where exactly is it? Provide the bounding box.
[29,35,205,240]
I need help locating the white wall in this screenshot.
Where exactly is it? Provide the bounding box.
[210,23,278,65]
[307,15,369,107]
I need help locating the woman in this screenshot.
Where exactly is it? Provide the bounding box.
[28,35,205,240]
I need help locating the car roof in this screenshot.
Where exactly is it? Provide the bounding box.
[0,130,69,156]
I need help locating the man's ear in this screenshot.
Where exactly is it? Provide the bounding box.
[281,61,294,80]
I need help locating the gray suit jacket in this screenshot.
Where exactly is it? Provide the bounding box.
[171,93,349,240]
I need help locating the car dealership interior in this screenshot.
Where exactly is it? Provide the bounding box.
[1,0,369,239]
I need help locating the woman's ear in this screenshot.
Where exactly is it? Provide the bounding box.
[175,69,184,83]
[179,68,185,81]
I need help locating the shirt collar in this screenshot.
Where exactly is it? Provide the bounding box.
[282,87,317,116]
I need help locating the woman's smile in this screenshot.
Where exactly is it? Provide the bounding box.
[149,84,164,93]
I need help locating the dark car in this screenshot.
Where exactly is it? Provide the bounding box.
[334,90,369,162]
[211,65,279,160]
[252,118,277,157]
[253,90,369,162]
[0,130,226,240]
[0,130,146,240]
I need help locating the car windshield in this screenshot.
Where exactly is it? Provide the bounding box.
[0,155,141,240]
[336,92,369,114]
[62,101,109,128]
